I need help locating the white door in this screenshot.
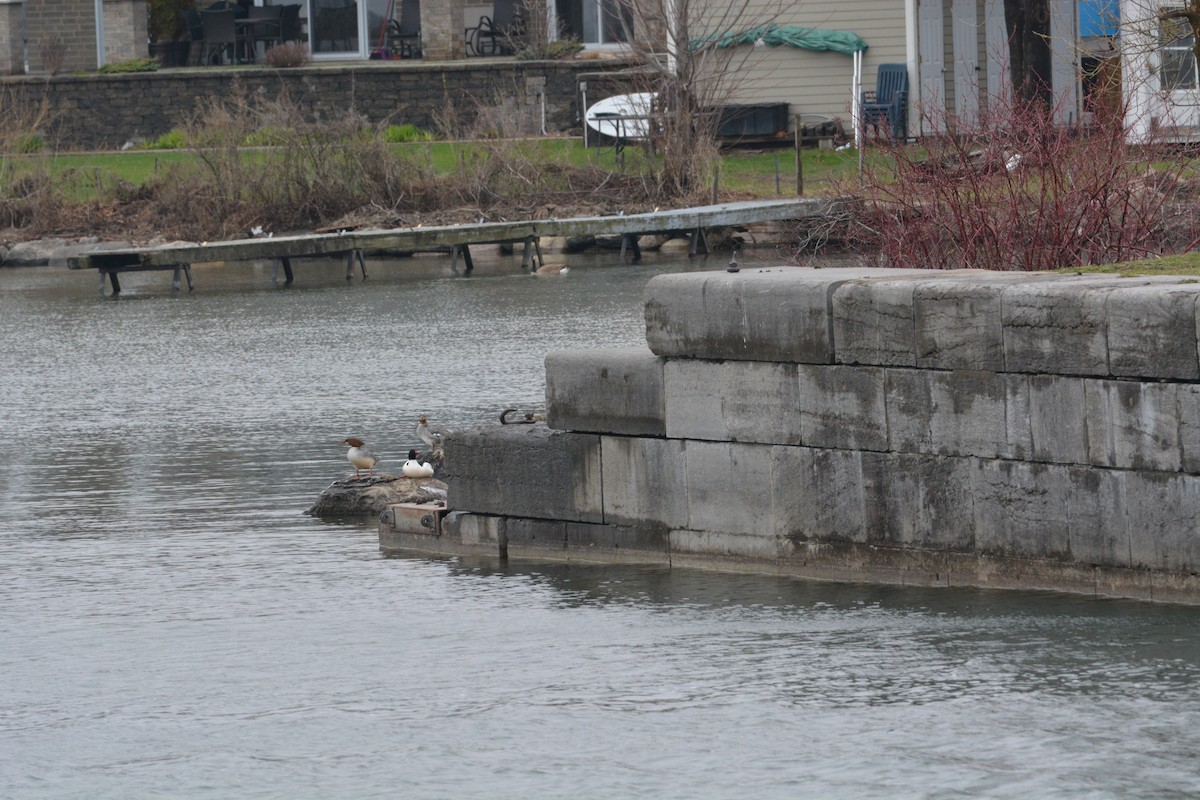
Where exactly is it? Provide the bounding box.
[918,0,946,132]
[1050,0,1080,125]
[952,0,980,128]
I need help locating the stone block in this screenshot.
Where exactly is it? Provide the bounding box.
[600,436,688,529]
[1001,280,1114,375]
[443,512,507,549]
[914,280,1007,371]
[565,522,670,563]
[505,517,568,558]
[645,268,916,364]
[831,278,919,366]
[1107,284,1200,379]
[444,424,602,522]
[683,440,776,536]
[668,528,783,560]
[861,452,975,551]
[972,459,1072,559]
[772,446,866,543]
[1063,468,1129,567]
[545,346,665,436]
[1085,380,1181,472]
[797,364,887,451]
[1179,385,1200,474]
[664,359,801,444]
[1123,471,1200,572]
[885,369,1017,459]
[1028,374,1089,465]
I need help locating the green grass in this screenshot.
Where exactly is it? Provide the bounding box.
[1055,252,1200,277]
[0,137,862,202]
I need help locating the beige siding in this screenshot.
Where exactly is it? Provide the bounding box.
[703,1,907,125]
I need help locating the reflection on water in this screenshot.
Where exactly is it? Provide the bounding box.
[1,250,1199,799]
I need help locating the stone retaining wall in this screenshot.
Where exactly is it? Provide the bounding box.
[1,58,636,151]
[384,267,1200,604]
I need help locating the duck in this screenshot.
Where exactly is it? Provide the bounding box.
[534,263,569,275]
[402,449,435,478]
[339,437,379,478]
[416,416,450,455]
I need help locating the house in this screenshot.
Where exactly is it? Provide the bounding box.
[0,0,147,74]
[1120,0,1200,141]
[630,0,1085,141]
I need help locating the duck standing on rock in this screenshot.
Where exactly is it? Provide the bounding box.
[402,449,435,478]
[416,416,450,457]
[339,437,379,478]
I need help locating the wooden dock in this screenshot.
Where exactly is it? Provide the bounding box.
[67,198,839,294]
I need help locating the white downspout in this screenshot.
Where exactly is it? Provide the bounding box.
[905,0,918,137]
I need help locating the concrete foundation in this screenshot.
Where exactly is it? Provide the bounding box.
[381,267,1200,604]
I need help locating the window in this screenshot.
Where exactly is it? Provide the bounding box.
[1160,12,1198,91]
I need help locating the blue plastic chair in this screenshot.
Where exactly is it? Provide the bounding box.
[861,63,909,143]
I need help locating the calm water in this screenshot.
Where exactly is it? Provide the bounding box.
[1,251,1199,799]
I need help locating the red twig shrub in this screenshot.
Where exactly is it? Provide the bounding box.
[842,94,1200,270]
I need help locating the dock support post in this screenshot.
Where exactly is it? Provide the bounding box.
[688,228,709,258]
[451,244,475,274]
[100,270,122,296]
[273,257,295,285]
[619,234,641,265]
[520,237,534,270]
[345,250,366,281]
[532,238,544,270]
[171,264,194,292]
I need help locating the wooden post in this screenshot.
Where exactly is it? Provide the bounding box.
[795,119,804,197]
[532,238,544,270]
[711,165,719,205]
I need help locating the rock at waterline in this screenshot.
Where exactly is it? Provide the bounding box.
[306,474,448,517]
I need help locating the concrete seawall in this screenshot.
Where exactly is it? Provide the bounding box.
[380,267,1200,604]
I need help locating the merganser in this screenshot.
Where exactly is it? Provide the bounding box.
[534,263,569,275]
[416,416,450,455]
[402,449,435,478]
[339,437,379,477]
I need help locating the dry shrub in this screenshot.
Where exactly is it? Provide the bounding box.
[842,94,1200,270]
[142,85,416,239]
[263,42,310,68]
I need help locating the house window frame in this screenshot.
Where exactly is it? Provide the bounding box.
[1159,9,1199,91]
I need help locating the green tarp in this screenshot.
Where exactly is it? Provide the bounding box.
[691,25,867,55]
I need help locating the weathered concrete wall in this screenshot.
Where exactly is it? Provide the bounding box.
[0,57,636,150]
[385,267,1200,604]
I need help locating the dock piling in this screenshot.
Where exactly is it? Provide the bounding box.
[345,250,366,281]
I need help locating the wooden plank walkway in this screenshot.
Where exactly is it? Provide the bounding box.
[67,198,839,294]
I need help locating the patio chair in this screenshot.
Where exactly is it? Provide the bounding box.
[860,63,909,143]
[244,4,284,60]
[470,0,521,56]
[387,0,422,58]
[200,8,239,64]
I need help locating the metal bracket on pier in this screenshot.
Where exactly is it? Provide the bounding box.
[345,250,367,281]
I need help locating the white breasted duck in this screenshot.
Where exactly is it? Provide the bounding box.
[402,449,435,478]
[533,263,569,275]
[339,437,379,478]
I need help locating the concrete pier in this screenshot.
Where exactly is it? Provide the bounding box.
[380,267,1200,604]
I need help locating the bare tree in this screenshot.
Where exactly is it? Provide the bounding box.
[616,0,786,200]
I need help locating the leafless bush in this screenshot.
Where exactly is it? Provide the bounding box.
[840,92,1200,270]
[39,37,67,76]
[263,42,311,68]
